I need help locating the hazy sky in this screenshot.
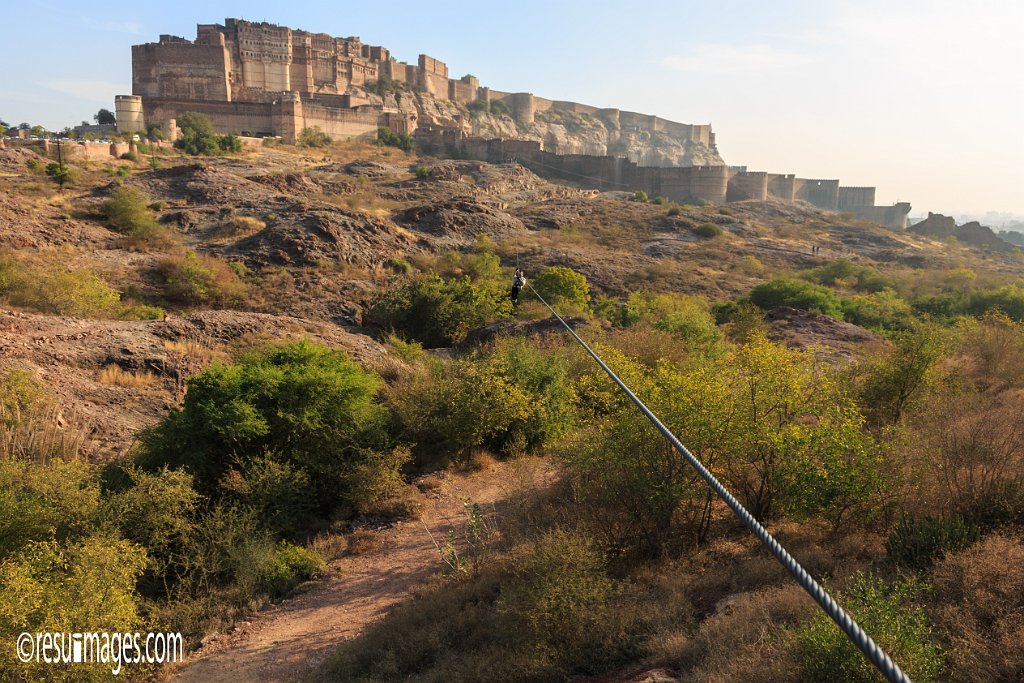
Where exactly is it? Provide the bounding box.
[1,0,1021,215]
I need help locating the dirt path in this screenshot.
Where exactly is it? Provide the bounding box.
[168,459,546,683]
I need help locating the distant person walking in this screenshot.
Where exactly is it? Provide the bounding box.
[511,269,526,305]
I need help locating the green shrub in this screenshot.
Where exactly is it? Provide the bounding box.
[621,292,722,351]
[885,515,980,570]
[138,341,388,532]
[796,573,944,683]
[104,189,179,249]
[748,278,846,318]
[101,465,199,595]
[297,126,332,148]
[262,541,324,593]
[366,273,512,347]
[802,259,893,293]
[694,222,723,238]
[414,165,431,179]
[102,186,160,236]
[0,459,101,559]
[26,268,122,317]
[632,190,649,202]
[345,446,413,516]
[156,250,246,307]
[842,289,914,331]
[666,206,681,217]
[858,324,950,427]
[377,126,413,152]
[44,161,76,186]
[968,283,1024,321]
[531,266,590,312]
[488,99,511,117]
[176,112,240,156]
[392,338,574,465]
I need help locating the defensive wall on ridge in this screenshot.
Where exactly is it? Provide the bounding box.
[428,135,910,227]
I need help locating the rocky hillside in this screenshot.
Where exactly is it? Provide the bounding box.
[372,89,725,167]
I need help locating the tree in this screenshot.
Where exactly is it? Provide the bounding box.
[175,111,238,156]
[44,161,76,189]
[29,125,47,138]
[94,108,116,125]
[138,341,390,528]
[297,126,332,148]
[0,122,6,138]
[531,266,591,312]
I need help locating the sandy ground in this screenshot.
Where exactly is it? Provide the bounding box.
[167,458,548,683]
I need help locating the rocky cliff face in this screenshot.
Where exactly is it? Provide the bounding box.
[376,91,725,168]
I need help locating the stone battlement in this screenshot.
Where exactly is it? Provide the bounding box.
[115,18,909,228]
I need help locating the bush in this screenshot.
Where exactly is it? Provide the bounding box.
[968,283,1024,321]
[414,165,431,179]
[156,250,247,307]
[0,535,147,679]
[621,292,722,351]
[694,222,723,238]
[930,534,1024,682]
[138,341,389,532]
[377,126,413,152]
[391,337,574,466]
[885,515,980,570]
[632,190,649,202]
[102,465,199,594]
[365,273,512,347]
[748,278,846,318]
[802,259,892,293]
[666,206,681,217]
[176,112,240,156]
[841,289,914,332]
[796,573,944,683]
[858,324,950,427]
[44,161,76,187]
[503,529,614,652]
[262,541,324,593]
[566,336,880,553]
[102,186,178,248]
[531,266,590,312]
[297,126,332,148]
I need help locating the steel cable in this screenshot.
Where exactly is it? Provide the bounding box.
[526,282,911,683]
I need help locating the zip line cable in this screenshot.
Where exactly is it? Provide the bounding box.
[525,282,912,683]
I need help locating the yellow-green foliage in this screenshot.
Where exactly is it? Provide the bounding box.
[797,573,944,683]
[567,335,880,552]
[0,536,147,680]
[390,337,575,465]
[622,291,723,351]
[0,252,159,320]
[531,265,591,312]
[156,250,247,307]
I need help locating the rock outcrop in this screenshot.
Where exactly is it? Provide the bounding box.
[910,212,1012,252]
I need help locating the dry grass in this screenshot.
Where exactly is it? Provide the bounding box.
[97,364,160,387]
[0,401,91,464]
[929,533,1024,682]
[467,448,499,472]
[222,215,267,237]
[345,528,379,556]
[310,532,349,562]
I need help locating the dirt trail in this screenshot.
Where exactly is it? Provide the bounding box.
[168,460,546,683]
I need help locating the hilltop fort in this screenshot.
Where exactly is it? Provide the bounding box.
[112,18,910,227]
